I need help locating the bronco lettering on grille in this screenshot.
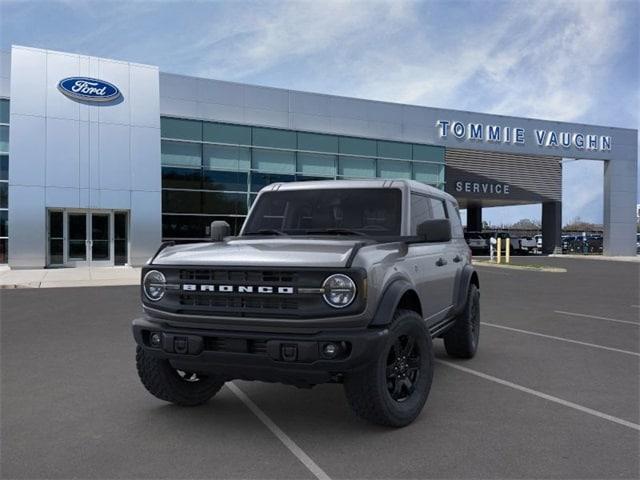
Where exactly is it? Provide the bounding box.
[182,284,295,294]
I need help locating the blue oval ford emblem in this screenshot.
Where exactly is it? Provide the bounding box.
[58,77,121,102]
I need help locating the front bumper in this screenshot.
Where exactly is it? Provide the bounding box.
[132,316,389,386]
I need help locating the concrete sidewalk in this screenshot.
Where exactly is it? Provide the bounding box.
[0,266,141,289]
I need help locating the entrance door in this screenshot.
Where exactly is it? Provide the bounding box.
[90,213,111,266]
[67,213,88,266]
[47,210,129,267]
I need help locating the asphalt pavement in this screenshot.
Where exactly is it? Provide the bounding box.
[1,257,638,479]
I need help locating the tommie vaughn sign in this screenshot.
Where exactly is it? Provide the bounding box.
[436,120,612,152]
[58,77,121,102]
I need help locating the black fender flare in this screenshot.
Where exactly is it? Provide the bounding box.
[369,278,418,327]
[453,265,479,316]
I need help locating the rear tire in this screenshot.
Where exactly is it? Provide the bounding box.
[343,309,434,427]
[444,284,480,358]
[136,346,224,406]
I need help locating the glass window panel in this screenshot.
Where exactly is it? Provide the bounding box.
[410,194,431,235]
[203,144,250,171]
[161,117,202,141]
[297,132,339,153]
[0,210,7,237]
[413,163,444,185]
[161,140,201,167]
[202,170,248,192]
[114,213,128,265]
[252,148,295,174]
[338,156,376,178]
[0,155,7,180]
[429,198,448,219]
[0,238,6,263]
[250,172,295,192]
[163,215,243,239]
[203,122,251,145]
[162,190,202,214]
[413,144,445,163]
[378,160,411,179]
[252,127,296,149]
[162,167,202,189]
[295,175,330,182]
[0,126,8,153]
[202,192,247,215]
[0,183,7,208]
[0,99,9,124]
[297,152,336,177]
[339,137,376,157]
[48,239,62,265]
[48,211,63,238]
[378,141,411,160]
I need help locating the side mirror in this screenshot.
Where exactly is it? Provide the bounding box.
[416,219,451,243]
[210,221,230,242]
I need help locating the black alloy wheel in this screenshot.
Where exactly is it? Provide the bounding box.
[386,334,421,402]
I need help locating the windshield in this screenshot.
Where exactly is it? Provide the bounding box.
[242,188,402,237]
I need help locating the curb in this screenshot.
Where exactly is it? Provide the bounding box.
[472,261,567,273]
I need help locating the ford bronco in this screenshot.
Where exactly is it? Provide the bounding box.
[133,180,480,427]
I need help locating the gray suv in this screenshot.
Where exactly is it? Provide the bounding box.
[133,180,480,427]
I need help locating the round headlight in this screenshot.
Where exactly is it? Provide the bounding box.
[322,274,356,308]
[143,270,166,301]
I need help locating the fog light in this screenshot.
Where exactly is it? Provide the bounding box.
[150,332,162,347]
[323,343,338,358]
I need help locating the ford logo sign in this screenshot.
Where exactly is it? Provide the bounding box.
[57,77,121,102]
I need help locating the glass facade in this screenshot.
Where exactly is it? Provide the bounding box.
[0,99,8,263]
[160,117,445,241]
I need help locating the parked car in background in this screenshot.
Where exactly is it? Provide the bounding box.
[518,236,537,254]
[464,231,489,253]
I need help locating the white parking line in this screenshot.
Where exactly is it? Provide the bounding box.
[554,310,640,326]
[436,360,640,432]
[227,382,331,480]
[482,322,640,357]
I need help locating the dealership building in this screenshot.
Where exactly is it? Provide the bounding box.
[0,45,637,268]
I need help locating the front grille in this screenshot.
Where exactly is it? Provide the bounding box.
[203,336,268,354]
[147,266,366,319]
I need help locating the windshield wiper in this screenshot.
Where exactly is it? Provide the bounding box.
[244,229,287,236]
[306,228,367,237]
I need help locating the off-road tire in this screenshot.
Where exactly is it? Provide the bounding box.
[343,309,434,427]
[444,284,480,358]
[136,346,224,406]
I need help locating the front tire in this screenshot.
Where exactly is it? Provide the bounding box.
[344,309,434,427]
[136,346,225,406]
[444,284,480,358]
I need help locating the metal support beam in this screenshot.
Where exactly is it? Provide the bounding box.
[542,201,562,254]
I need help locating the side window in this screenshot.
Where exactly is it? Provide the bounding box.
[447,200,464,238]
[428,198,448,220]
[410,194,431,234]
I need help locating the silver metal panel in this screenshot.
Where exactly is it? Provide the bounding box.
[97,60,130,126]
[129,190,161,265]
[197,77,244,105]
[130,65,160,128]
[291,91,330,116]
[161,73,199,101]
[8,185,46,267]
[243,107,289,128]
[196,102,244,124]
[79,121,90,188]
[88,121,100,191]
[160,96,199,119]
[8,114,46,186]
[0,50,11,98]
[45,117,80,188]
[290,112,332,133]
[328,96,369,120]
[45,51,81,121]
[130,126,161,191]
[98,122,130,190]
[10,46,46,117]
[46,186,79,208]
[244,85,288,112]
[99,189,131,209]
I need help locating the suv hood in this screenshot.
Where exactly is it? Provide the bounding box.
[152,238,365,268]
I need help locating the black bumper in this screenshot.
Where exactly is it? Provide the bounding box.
[132,317,389,386]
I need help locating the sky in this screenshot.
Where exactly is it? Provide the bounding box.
[1,0,638,226]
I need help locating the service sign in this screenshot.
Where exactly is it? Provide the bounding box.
[58,77,121,102]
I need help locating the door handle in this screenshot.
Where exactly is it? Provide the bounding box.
[436,257,447,267]
[453,255,462,263]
